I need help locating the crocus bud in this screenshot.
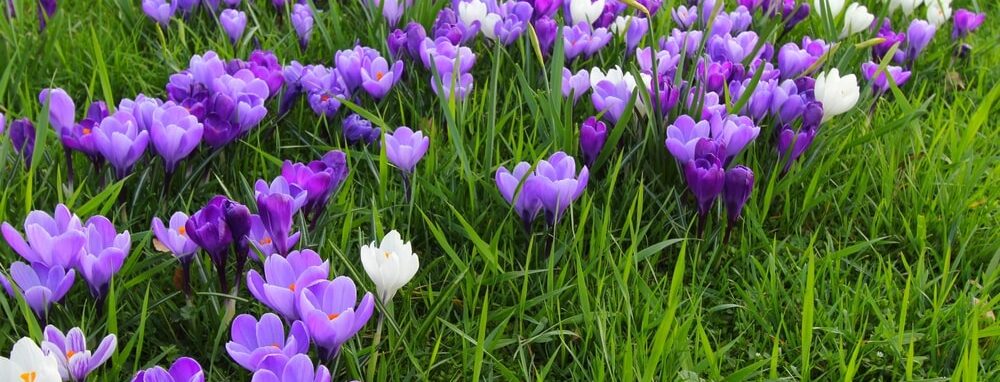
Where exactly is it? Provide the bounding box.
[291,4,313,51]
[952,9,985,40]
[839,3,873,39]
[342,113,381,146]
[142,0,174,27]
[388,28,407,59]
[220,9,247,46]
[906,19,936,60]
[723,166,753,226]
[533,16,557,54]
[683,141,726,219]
[360,230,419,304]
[813,69,859,122]
[404,22,427,59]
[579,116,607,167]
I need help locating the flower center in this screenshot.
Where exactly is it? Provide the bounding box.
[288,283,296,291]
[66,350,76,359]
[376,71,385,81]
[327,312,340,320]
[20,372,37,382]
[260,237,272,245]
[82,127,91,135]
[272,343,281,349]
[320,93,331,102]
[383,251,392,259]
[178,226,186,236]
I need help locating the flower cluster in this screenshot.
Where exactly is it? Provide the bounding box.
[495,152,590,231]
[1,204,130,320]
[141,0,316,51]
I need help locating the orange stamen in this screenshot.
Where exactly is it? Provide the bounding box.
[376,71,385,81]
[327,312,340,320]
[289,283,296,291]
[20,371,37,382]
[178,226,186,236]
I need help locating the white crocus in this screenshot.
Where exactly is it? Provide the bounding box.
[481,13,503,39]
[840,3,874,39]
[569,0,605,26]
[361,230,419,304]
[813,0,846,17]
[589,66,636,92]
[813,69,860,122]
[888,0,922,16]
[0,338,61,382]
[925,0,952,26]
[610,16,631,35]
[458,0,489,29]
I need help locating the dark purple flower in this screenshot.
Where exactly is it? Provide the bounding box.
[697,60,732,93]
[342,113,381,146]
[185,196,233,289]
[335,46,381,92]
[256,193,300,257]
[776,124,816,172]
[226,313,310,371]
[404,22,427,59]
[722,165,753,240]
[533,16,558,54]
[130,357,204,382]
[41,325,116,381]
[280,151,349,224]
[255,176,308,214]
[291,4,313,51]
[296,276,375,360]
[873,20,906,63]
[9,118,35,167]
[37,0,57,32]
[77,215,130,298]
[525,152,589,225]
[247,249,329,321]
[579,117,606,167]
[432,7,478,45]
[683,141,726,219]
[0,262,75,320]
[385,126,430,174]
[777,42,819,80]
[952,9,985,40]
[61,101,108,163]
[388,28,407,59]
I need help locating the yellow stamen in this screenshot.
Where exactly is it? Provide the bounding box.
[66,350,76,359]
[178,226,186,236]
[260,237,272,245]
[327,313,340,320]
[20,371,37,382]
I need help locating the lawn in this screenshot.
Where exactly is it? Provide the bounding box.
[0,0,998,380]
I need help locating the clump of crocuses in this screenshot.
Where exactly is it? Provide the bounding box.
[496,152,589,232]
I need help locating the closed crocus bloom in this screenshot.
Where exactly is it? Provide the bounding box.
[672,5,697,30]
[291,4,314,51]
[906,19,936,59]
[683,142,726,218]
[861,61,911,94]
[722,165,753,242]
[360,57,404,100]
[38,88,75,135]
[777,124,817,172]
[495,162,544,227]
[296,276,375,360]
[888,0,921,16]
[813,69,859,122]
[533,16,557,54]
[952,9,984,39]
[226,313,310,372]
[579,116,607,167]
[360,230,419,304]
[250,353,331,382]
[925,0,952,26]
[93,110,149,179]
[591,77,631,124]
[131,357,204,382]
[430,72,475,101]
[525,152,589,225]
[186,196,234,290]
[342,113,381,146]
[41,326,116,382]
[457,0,489,29]
[142,0,174,27]
[385,126,430,174]
[562,68,590,103]
[403,22,427,59]
[150,105,203,174]
[0,338,61,382]
[840,3,874,38]
[247,250,329,321]
[812,0,844,16]
[256,192,301,257]
[220,9,247,45]
[623,16,648,52]
[9,118,36,167]
[568,0,605,26]
[36,0,57,32]
[0,262,75,320]
[1,204,85,269]
[388,28,407,59]
[77,215,130,298]
[151,212,199,260]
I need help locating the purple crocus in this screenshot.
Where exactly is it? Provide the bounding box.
[722,165,753,243]
[131,357,204,382]
[432,7,478,45]
[205,69,269,147]
[223,199,253,290]
[151,212,199,295]
[247,249,330,321]
[591,77,632,124]
[873,20,906,63]
[861,61,911,94]
[296,276,375,360]
[149,105,204,174]
[403,22,427,59]
[525,152,589,225]
[419,37,477,77]
[492,0,533,45]
[623,16,649,52]
[533,16,557,54]
[709,114,759,163]
[360,57,404,100]
[38,88,75,135]
[255,176,308,214]
[256,193,301,257]
[220,9,247,46]
[1,204,85,269]
[92,110,149,179]
[142,0,174,27]
[562,23,611,60]
[388,28,407,59]
[430,72,475,101]
[495,162,544,229]
[672,5,698,30]
[776,124,817,172]
[906,19,936,60]
[280,151,349,226]
[683,141,726,231]
[37,0,57,32]
[185,196,234,291]
[291,4,314,51]
[335,46,380,92]
[777,42,821,80]
[41,325,116,381]
[562,68,590,103]
[0,262,75,321]
[77,215,130,299]
[62,101,108,166]
[342,113,381,146]
[579,116,606,167]
[250,353,331,382]
[952,9,985,40]
[9,118,35,167]
[246,215,275,258]
[301,65,350,118]
[226,313,310,371]
[385,126,430,174]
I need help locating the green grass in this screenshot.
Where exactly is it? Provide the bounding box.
[1,0,999,380]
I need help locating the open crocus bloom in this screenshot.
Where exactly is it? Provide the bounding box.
[247,250,329,321]
[296,276,375,360]
[250,353,331,382]
[226,313,310,372]
[0,338,61,382]
[1,204,86,269]
[131,357,204,382]
[41,326,117,381]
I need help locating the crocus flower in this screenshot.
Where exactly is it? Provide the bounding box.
[385,126,430,174]
[430,72,475,101]
[906,19,936,60]
[404,21,427,59]
[296,276,375,360]
[388,28,407,59]
[0,112,5,135]
[495,162,544,228]
[131,357,204,382]
[0,338,61,382]
[226,313,310,371]
[291,4,314,51]
[0,262,75,321]
[952,9,984,39]
[41,326,116,382]
[722,166,753,242]
[562,68,590,103]
[152,212,199,295]
[562,23,612,60]
[776,124,817,172]
[708,31,760,63]
[250,354,331,382]
[778,42,820,79]
[672,5,698,29]
[9,118,35,167]
[301,66,350,118]
[256,193,300,257]
[861,62,911,94]
[533,16,557,53]
[361,57,404,100]
[813,68,859,122]
[61,101,108,165]
[591,76,632,124]
[220,9,247,46]
[433,7,478,45]
[840,3,874,39]
[38,88,75,135]
[665,115,710,163]
[376,0,410,26]
[280,151,349,225]
[205,70,269,147]
[1,204,85,269]
[247,250,329,321]
[37,0,57,32]
[457,0,489,30]
[579,116,607,167]
[525,152,589,225]
[186,196,234,291]
[335,46,380,92]
[77,215,130,299]
[92,110,149,179]
[255,176,308,214]
[493,2,532,45]
[710,114,759,163]
[568,0,604,26]
[812,0,844,17]
[149,105,203,174]
[360,230,419,305]
[246,215,275,257]
[683,142,725,223]
[419,37,476,77]
[342,113,381,146]
[142,0,174,27]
